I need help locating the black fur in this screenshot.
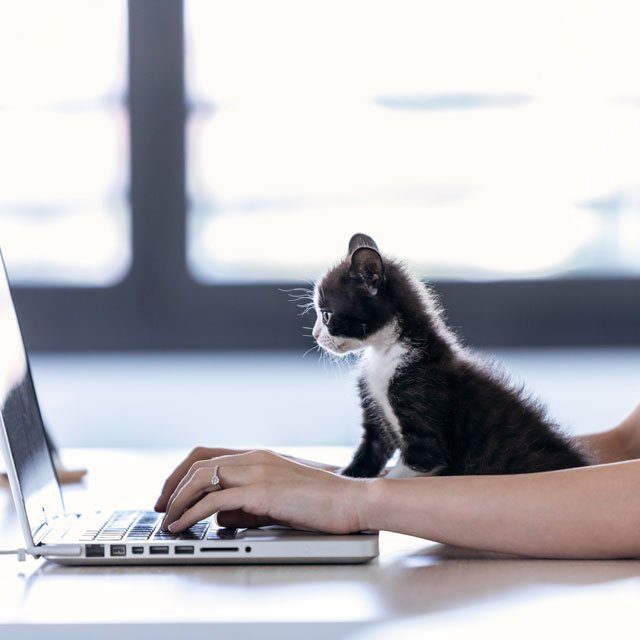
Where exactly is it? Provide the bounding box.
[315,234,591,477]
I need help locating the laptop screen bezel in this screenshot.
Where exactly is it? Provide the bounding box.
[0,252,65,546]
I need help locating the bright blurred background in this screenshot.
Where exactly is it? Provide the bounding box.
[0,1,129,285]
[0,0,638,449]
[186,0,640,283]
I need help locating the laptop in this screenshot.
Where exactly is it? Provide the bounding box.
[0,253,379,565]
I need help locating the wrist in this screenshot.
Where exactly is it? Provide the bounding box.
[356,478,390,531]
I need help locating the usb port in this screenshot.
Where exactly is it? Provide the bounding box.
[175,545,194,555]
[149,545,169,555]
[131,546,144,554]
[85,544,105,558]
[110,545,126,557]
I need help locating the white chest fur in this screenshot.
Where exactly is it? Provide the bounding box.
[361,339,410,439]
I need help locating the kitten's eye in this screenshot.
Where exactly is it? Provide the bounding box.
[322,311,332,325]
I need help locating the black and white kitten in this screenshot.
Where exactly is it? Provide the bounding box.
[311,233,591,478]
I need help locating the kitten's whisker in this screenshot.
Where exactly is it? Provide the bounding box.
[278,287,313,294]
[298,302,315,317]
[302,277,317,289]
[302,344,320,358]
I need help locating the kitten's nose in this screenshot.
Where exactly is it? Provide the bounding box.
[312,325,321,340]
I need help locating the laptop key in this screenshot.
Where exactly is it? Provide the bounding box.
[207,528,239,540]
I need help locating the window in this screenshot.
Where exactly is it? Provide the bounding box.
[0,0,129,286]
[2,1,638,351]
[186,0,640,282]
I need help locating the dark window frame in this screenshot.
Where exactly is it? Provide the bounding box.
[11,0,640,352]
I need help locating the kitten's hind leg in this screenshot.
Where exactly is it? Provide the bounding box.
[388,428,449,478]
[386,461,444,478]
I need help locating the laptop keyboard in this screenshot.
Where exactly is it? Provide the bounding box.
[79,510,214,542]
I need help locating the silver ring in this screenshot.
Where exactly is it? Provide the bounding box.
[210,465,223,491]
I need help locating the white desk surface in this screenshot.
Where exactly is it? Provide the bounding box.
[1,448,639,640]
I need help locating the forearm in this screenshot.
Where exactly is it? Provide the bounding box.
[283,453,339,472]
[576,403,640,463]
[578,426,636,464]
[361,460,640,558]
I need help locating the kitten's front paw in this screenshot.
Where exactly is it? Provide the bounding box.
[338,465,376,478]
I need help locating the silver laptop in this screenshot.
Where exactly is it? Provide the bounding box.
[0,254,378,565]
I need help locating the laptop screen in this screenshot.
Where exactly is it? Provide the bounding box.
[0,254,64,540]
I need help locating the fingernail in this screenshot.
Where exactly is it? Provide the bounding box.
[168,522,177,532]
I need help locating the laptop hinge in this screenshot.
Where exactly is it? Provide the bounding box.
[32,521,52,545]
[33,512,79,545]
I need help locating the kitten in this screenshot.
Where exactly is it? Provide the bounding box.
[312,233,591,478]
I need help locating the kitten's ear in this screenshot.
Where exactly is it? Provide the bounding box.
[348,233,379,254]
[349,247,384,296]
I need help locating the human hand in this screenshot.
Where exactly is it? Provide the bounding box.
[154,447,249,512]
[154,446,342,512]
[158,449,371,534]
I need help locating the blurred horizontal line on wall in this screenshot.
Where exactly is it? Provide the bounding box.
[12,277,640,351]
[372,92,533,110]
